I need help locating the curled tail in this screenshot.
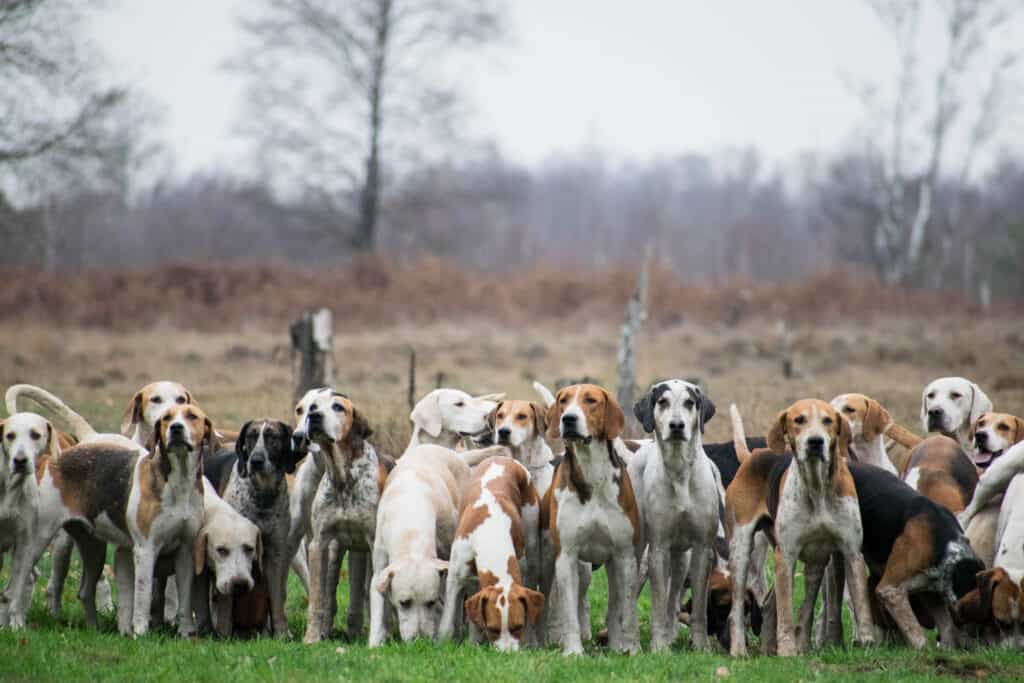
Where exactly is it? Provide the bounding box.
[884,422,923,450]
[532,381,556,409]
[731,404,752,463]
[5,384,98,441]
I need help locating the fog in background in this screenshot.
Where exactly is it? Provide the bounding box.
[2,0,1024,299]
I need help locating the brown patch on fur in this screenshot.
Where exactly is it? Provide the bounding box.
[877,515,936,588]
[545,384,624,442]
[477,569,499,589]
[903,435,977,512]
[457,456,534,578]
[725,450,784,534]
[612,443,642,546]
[135,454,164,539]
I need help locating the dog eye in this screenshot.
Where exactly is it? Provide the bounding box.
[927,392,936,399]
[29,430,41,441]
[657,398,669,408]
[4,433,14,441]
[822,417,833,426]
[242,544,254,554]
[843,406,855,414]
[794,416,806,425]
[152,396,163,404]
[332,403,344,413]
[516,413,528,421]
[584,397,597,405]
[186,412,198,421]
[162,415,172,422]
[998,423,1010,431]
[951,392,962,400]
[295,406,303,415]
[454,401,465,408]
[399,599,412,610]
[425,600,436,609]
[176,396,187,404]
[683,399,695,410]
[216,547,229,558]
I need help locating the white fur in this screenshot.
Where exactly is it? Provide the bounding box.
[406,389,503,454]
[921,377,992,451]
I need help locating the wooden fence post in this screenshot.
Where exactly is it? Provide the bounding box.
[617,246,651,433]
[291,308,333,400]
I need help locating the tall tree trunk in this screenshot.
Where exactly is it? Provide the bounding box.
[354,0,391,252]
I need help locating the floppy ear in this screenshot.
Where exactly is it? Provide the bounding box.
[767,410,788,452]
[235,420,253,478]
[699,392,716,434]
[486,402,502,432]
[835,410,852,458]
[410,392,442,438]
[862,397,892,442]
[184,390,194,405]
[969,383,994,426]
[961,569,999,624]
[201,417,215,455]
[633,390,656,434]
[121,391,144,436]
[278,423,298,474]
[45,421,61,460]
[0,420,5,454]
[349,409,373,450]
[147,420,164,456]
[192,530,208,575]
[521,587,546,625]
[545,394,563,441]
[920,384,932,434]
[529,402,546,436]
[464,591,487,626]
[601,389,625,440]
[374,565,397,594]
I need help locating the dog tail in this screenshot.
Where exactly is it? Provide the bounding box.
[4,384,98,441]
[458,445,511,468]
[883,422,923,450]
[532,381,556,409]
[731,404,752,463]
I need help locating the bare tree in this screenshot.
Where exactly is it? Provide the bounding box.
[848,0,1019,286]
[232,0,506,252]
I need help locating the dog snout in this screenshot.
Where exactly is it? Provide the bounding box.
[975,431,988,448]
[927,407,945,429]
[805,436,825,457]
[249,451,267,470]
[561,414,578,426]
[168,422,186,439]
[497,427,511,443]
[231,578,252,595]
[668,420,686,433]
[11,455,28,472]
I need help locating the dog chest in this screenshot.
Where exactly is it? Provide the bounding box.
[556,491,634,562]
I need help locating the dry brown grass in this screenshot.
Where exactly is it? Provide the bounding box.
[2,313,1022,458]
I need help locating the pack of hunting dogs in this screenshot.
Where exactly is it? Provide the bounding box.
[1,375,1023,655]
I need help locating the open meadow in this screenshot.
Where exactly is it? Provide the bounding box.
[2,268,1024,682]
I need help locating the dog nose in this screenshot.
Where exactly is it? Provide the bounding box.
[498,427,511,439]
[291,432,307,452]
[12,455,28,470]
[561,414,577,426]
[169,423,185,434]
[975,432,988,447]
[249,452,267,469]
[806,436,825,451]
[231,578,250,595]
[669,421,685,431]
[928,408,943,418]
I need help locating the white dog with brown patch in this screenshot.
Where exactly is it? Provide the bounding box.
[439,455,544,650]
[406,389,504,454]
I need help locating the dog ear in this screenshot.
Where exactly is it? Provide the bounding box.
[521,587,546,625]
[121,391,144,436]
[545,392,563,441]
[235,421,253,478]
[862,397,892,442]
[835,409,852,459]
[279,422,298,474]
[350,409,373,450]
[633,389,656,434]
[699,391,716,434]
[44,421,61,461]
[464,591,486,627]
[969,383,994,428]
[486,402,502,433]
[192,530,208,575]
[0,420,5,455]
[374,565,397,594]
[147,419,164,457]
[601,389,625,441]
[956,569,998,624]
[529,402,547,436]
[920,383,934,434]
[410,392,443,438]
[184,390,194,405]
[767,410,788,452]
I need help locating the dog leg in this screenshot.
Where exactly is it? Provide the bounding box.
[75,535,106,630]
[4,533,52,629]
[925,597,959,649]
[760,589,777,655]
[174,544,197,638]
[192,570,212,636]
[727,522,755,656]
[796,559,826,654]
[304,535,329,643]
[688,546,712,651]
[213,591,233,638]
[438,539,471,642]
[647,544,673,652]
[268,551,290,639]
[555,553,583,655]
[773,546,798,656]
[45,530,74,618]
[347,550,368,640]
[607,554,640,654]
[815,554,845,648]
[875,581,926,649]
[749,533,769,605]
[115,548,135,636]
[326,540,342,634]
[843,551,875,647]
[291,540,311,596]
[368,547,390,648]
[578,562,592,642]
[132,548,158,637]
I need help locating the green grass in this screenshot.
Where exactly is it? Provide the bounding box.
[4,560,1024,682]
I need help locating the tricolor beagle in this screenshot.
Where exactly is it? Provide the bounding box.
[725,400,874,656]
[831,393,921,475]
[439,455,544,651]
[628,379,719,651]
[540,384,642,655]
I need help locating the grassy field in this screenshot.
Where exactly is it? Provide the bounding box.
[2,317,1024,681]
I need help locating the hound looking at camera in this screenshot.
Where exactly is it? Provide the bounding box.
[406,389,504,454]
[439,456,544,651]
[370,444,495,646]
[830,393,921,475]
[726,400,874,656]
[489,400,554,498]
[921,377,993,453]
[628,380,719,651]
[540,383,642,655]
[0,413,62,626]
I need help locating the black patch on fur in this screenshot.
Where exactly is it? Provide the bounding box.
[765,453,794,521]
[952,558,986,600]
[704,437,767,489]
[235,420,254,478]
[54,445,137,533]
[204,447,238,493]
[685,385,716,434]
[947,447,980,502]
[633,383,670,434]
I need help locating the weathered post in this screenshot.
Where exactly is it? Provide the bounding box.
[291,308,333,400]
[617,246,651,434]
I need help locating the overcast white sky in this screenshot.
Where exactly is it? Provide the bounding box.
[91,1,1023,178]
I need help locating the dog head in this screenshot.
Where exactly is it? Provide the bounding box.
[922,377,992,444]
[956,567,1024,645]
[768,399,850,469]
[153,403,213,457]
[410,389,502,442]
[546,384,624,444]
[633,379,715,445]
[294,388,371,449]
[374,558,449,642]
[489,400,546,449]
[972,412,1024,470]
[121,381,193,438]
[464,583,545,652]
[830,393,893,443]
[235,419,297,488]
[684,567,762,651]
[194,510,262,596]
[1,412,60,484]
